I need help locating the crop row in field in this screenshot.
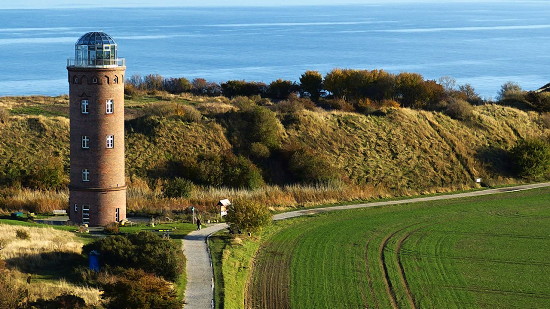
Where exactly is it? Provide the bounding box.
[247,187,550,308]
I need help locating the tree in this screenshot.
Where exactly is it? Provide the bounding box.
[225,199,271,233]
[497,81,523,101]
[299,70,323,102]
[510,138,550,178]
[457,83,483,105]
[267,79,297,100]
[102,269,182,309]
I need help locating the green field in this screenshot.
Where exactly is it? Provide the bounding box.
[247,187,550,308]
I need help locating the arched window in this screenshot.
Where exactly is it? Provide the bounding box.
[73,76,79,84]
[114,76,119,84]
[104,76,110,84]
[92,77,98,84]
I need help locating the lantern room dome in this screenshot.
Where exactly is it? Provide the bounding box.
[68,32,124,68]
[76,32,117,46]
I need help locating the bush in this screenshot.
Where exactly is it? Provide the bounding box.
[445,98,473,120]
[177,105,202,122]
[0,107,9,124]
[225,199,271,234]
[510,138,550,178]
[288,148,341,185]
[16,229,30,240]
[102,269,182,309]
[250,142,271,159]
[163,177,194,198]
[0,272,27,309]
[525,91,550,112]
[82,231,184,282]
[104,222,120,234]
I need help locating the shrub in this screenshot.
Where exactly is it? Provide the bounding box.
[525,91,550,112]
[0,107,9,124]
[16,229,30,240]
[0,272,27,309]
[82,231,184,282]
[102,269,182,309]
[250,142,271,159]
[510,138,550,178]
[225,199,271,234]
[541,112,550,129]
[170,104,202,123]
[163,177,194,198]
[288,148,341,185]
[445,98,473,120]
[104,222,120,234]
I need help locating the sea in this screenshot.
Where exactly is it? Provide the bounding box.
[1,2,550,98]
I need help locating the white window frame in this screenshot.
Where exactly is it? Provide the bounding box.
[81,99,89,114]
[106,99,114,114]
[82,205,90,224]
[81,136,89,149]
[82,169,90,182]
[74,204,78,212]
[106,135,114,149]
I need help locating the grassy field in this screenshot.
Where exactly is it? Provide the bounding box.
[245,187,550,308]
[0,224,102,305]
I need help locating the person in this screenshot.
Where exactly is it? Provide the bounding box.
[196,218,201,230]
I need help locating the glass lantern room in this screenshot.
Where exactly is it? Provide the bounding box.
[68,32,125,68]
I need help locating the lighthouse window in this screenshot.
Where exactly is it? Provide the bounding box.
[74,204,78,212]
[82,169,90,182]
[106,99,114,114]
[81,136,90,149]
[82,205,90,224]
[81,100,89,114]
[92,77,98,84]
[106,135,114,148]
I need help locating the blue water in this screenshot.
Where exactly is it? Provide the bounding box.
[1,2,550,97]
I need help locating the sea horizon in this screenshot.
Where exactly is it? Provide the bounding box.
[1,2,549,97]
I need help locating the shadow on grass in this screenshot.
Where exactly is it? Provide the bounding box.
[5,251,85,282]
[476,146,514,177]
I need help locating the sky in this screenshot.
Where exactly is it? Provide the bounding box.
[3,0,508,9]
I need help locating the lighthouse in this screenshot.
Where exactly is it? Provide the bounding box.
[67,32,126,226]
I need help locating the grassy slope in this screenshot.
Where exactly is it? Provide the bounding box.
[285,106,546,192]
[1,100,547,189]
[246,187,550,308]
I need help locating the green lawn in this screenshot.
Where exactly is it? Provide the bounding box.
[246,187,550,308]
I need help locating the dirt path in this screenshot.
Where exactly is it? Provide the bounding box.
[183,182,550,308]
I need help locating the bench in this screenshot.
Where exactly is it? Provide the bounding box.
[52,209,67,216]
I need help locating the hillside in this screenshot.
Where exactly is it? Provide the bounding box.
[0,95,548,214]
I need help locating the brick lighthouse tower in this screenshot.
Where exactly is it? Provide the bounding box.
[67,32,126,226]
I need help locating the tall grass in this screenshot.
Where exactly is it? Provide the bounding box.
[0,224,101,306]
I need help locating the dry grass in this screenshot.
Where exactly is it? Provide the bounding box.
[0,188,68,213]
[0,224,102,306]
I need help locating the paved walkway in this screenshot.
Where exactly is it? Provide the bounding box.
[183,223,227,309]
[182,182,550,308]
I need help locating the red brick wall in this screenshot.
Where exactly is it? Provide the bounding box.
[68,66,126,226]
